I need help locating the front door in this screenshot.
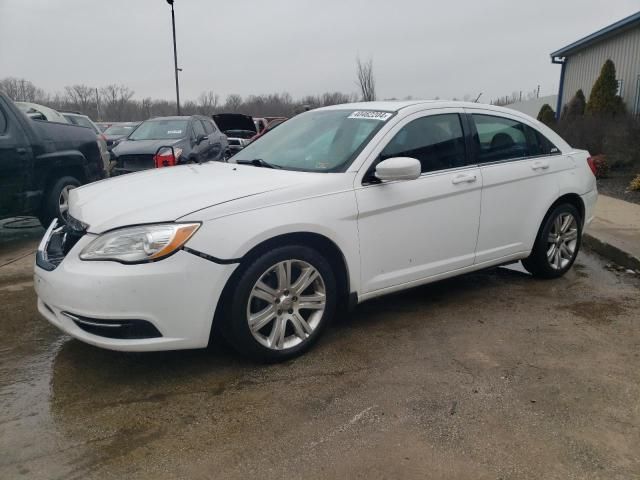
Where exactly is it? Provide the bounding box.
[355,110,481,295]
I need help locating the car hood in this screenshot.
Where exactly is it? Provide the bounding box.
[112,138,185,156]
[213,113,257,134]
[69,162,331,233]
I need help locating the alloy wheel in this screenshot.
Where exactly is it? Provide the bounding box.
[58,185,75,222]
[246,259,326,350]
[546,212,578,270]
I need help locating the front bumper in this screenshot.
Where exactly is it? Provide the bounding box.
[34,232,238,351]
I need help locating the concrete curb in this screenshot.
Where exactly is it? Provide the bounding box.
[583,233,640,271]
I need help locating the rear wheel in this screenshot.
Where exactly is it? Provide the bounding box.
[522,204,582,278]
[37,176,81,227]
[220,245,336,362]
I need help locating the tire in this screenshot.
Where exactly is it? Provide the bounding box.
[220,245,337,362]
[37,175,81,228]
[522,203,582,279]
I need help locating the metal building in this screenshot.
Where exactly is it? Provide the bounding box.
[551,11,640,117]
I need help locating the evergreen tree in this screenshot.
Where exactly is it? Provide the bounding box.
[537,104,556,126]
[586,60,625,115]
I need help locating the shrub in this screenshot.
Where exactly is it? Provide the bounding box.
[591,154,609,178]
[586,60,625,116]
[537,104,556,126]
[629,174,640,192]
[561,89,586,120]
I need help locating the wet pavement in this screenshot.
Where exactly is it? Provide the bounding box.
[1,220,639,479]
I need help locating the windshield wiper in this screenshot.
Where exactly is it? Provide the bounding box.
[236,158,282,169]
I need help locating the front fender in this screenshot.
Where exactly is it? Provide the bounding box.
[183,190,362,294]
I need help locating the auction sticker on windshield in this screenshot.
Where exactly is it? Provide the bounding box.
[347,111,393,121]
[167,130,182,134]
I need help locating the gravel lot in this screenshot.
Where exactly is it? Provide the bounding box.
[1,224,639,480]
[597,169,640,205]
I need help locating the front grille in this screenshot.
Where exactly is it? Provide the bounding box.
[116,154,155,173]
[62,312,162,339]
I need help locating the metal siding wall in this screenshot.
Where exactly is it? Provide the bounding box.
[561,26,640,112]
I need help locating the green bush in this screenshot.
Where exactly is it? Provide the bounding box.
[561,89,586,120]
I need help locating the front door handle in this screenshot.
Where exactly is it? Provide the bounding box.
[532,160,550,170]
[16,147,27,154]
[451,173,477,185]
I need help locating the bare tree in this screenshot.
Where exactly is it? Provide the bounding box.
[0,77,48,102]
[356,57,376,102]
[224,94,243,112]
[100,84,135,121]
[197,90,219,115]
[64,84,96,115]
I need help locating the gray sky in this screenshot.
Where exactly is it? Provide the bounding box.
[1,0,639,103]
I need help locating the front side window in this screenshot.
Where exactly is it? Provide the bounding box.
[192,119,206,138]
[202,120,215,134]
[129,119,189,141]
[233,109,391,172]
[0,107,6,134]
[380,113,466,173]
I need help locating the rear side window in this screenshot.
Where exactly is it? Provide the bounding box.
[471,114,531,162]
[532,130,560,156]
[380,113,466,173]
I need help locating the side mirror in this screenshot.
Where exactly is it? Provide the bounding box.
[197,134,208,144]
[374,157,421,182]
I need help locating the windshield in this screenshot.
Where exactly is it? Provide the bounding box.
[129,119,189,140]
[105,124,138,135]
[232,109,391,172]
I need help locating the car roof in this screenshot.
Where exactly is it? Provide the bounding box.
[316,100,523,115]
[147,115,207,121]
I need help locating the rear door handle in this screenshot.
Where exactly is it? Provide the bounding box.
[532,160,550,170]
[16,147,27,154]
[451,173,477,185]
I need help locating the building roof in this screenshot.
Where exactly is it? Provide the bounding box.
[551,10,640,58]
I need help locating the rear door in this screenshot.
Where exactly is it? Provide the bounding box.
[466,109,569,263]
[0,98,31,217]
[355,109,482,294]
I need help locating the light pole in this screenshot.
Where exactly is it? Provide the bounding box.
[167,0,181,115]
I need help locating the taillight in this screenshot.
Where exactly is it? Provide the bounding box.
[154,147,182,168]
[586,156,597,176]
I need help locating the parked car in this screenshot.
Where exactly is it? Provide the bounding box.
[34,101,597,362]
[16,102,69,123]
[95,122,113,132]
[0,93,105,227]
[62,112,111,172]
[254,117,268,134]
[110,115,228,175]
[102,122,140,150]
[212,113,257,155]
[249,117,287,143]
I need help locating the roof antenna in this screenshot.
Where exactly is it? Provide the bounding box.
[474,92,483,103]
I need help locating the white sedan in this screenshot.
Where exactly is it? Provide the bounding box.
[34,101,598,361]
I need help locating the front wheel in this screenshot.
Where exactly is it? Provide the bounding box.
[522,204,582,278]
[221,246,336,362]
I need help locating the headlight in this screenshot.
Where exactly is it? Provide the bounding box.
[79,223,200,263]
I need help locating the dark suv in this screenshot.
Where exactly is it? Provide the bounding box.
[111,115,228,175]
[0,93,105,227]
